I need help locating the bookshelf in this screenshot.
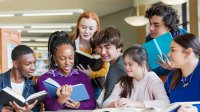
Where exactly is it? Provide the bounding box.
[0,28,21,73]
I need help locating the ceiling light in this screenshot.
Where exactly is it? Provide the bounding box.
[160,0,187,5]
[125,16,148,26]
[124,0,148,26]
[23,43,47,47]
[0,9,84,17]
[27,29,72,33]
[0,14,14,17]
[0,26,24,28]
[21,38,49,42]
[0,23,76,29]
[22,12,73,16]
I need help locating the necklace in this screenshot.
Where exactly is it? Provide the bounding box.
[181,73,193,87]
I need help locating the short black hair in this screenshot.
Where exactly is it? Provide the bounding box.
[48,31,74,69]
[11,45,34,61]
[145,3,179,32]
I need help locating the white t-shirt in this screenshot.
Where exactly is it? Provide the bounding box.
[11,81,25,95]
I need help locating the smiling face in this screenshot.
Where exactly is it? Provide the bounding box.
[54,44,75,76]
[124,55,144,80]
[96,43,121,64]
[168,41,187,68]
[14,53,37,78]
[149,15,170,38]
[78,17,97,41]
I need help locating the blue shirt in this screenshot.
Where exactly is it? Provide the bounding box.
[165,60,200,110]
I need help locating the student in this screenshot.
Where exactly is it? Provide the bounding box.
[93,26,127,101]
[165,33,200,112]
[70,11,109,99]
[0,45,39,112]
[145,3,187,76]
[37,31,96,111]
[102,45,169,108]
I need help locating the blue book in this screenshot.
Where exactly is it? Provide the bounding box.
[142,32,173,69]
[43,78,90,102]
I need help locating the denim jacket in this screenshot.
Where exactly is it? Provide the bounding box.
[0,69,40,112]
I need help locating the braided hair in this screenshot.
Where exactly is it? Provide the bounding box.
[48,31,74,69]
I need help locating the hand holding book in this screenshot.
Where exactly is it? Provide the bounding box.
[0,87,47,106]
[155,53,173,70]
[44,78,90,102]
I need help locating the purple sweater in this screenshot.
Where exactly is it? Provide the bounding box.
[36,68,96,111]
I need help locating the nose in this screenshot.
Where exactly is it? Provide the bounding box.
[149,25,154,31]
[31,64,35,70]
[100,47,106,55]
[65,58,71,65]
[124,65,129,71]
[168,51,171,58]
[85,28,89,33]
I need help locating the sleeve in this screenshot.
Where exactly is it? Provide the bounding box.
[77,73,96,109]
[102,82,121,108]
[144,75,170,108]
[90,62,109,79]
[36,74,63,111]
[104,66,126,101]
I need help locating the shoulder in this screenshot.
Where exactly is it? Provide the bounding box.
[146,71,163,83]
[37,71,53,83]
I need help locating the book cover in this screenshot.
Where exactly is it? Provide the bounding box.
[142,32,173,69]
[43,78,90,102]
[0,87,47,106]
[75,50,104,71]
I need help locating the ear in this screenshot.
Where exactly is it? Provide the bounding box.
[184,48,193,56]
[117,47,122,53]
[13,60,18,68]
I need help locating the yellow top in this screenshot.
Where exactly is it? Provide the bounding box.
[79,47,109,79]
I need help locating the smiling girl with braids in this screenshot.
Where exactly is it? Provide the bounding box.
[37,31,95,111]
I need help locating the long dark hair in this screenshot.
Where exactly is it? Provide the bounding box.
[170,33,200,89]
[120,45,149,98]
[48,31,74,69]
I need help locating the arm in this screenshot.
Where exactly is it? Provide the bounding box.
[144,75,170,108]
[104,67,126,100]
[102,83,121,108]
[90,62,109,79]
[36,76,65,111]
[77,73,96,109]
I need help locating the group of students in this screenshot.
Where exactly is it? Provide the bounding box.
[0,3,200,112]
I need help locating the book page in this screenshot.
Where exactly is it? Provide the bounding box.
[93,107,144,112]
[75,50,94,59]
[3,87,25,102]
[45,78,60,87]
[26,90,47,101]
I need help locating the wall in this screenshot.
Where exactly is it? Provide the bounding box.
[100,7,139,50]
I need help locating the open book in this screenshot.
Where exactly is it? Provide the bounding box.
[142,32,173,69]
[43,78,90,102]
[93,107,160,112]
[0,87,47,106]
[75,50,104,71]
[160,101,200,112]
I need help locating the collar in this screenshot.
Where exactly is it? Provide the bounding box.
[50,67,79,77]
